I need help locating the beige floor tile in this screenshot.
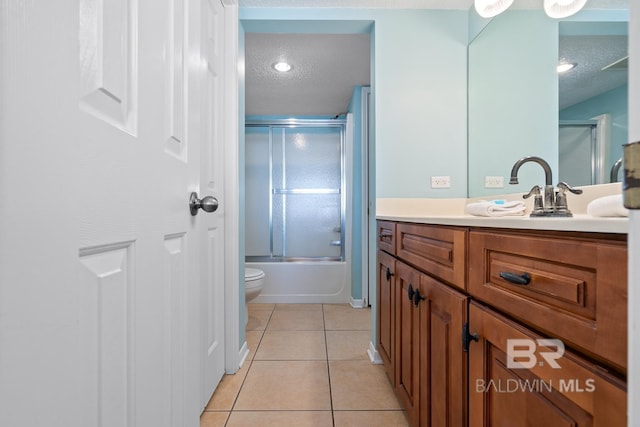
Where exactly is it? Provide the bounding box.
[245,330,263,361]
[329,360,402,410]
[226,411,333,427]
[200,411,229,427]
[255,330,327,360]
[235,361,331,410]
[248,303,275,312]
[266,309,325,331]
[275,303,323,311]
[246,309,272,331]
[204,362,250,411]
[333,410,409,426]
[323,305,371,331]
[326,330,371,360]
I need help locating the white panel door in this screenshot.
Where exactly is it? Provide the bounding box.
[199,0,227,406]
[0,0,227,425]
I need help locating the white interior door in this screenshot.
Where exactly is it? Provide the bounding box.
[199,0,227,407]
[0,1,226,425]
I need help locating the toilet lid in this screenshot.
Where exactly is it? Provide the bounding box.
[245,268,265,281]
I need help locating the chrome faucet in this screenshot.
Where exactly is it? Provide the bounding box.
[610,157,623,183]
[509,156,583,217]
[509,156,555,215]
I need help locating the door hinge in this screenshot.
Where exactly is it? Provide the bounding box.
[462,322,479,352]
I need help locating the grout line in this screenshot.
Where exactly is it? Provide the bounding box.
[322,304,337,427]
[223,306,275,426]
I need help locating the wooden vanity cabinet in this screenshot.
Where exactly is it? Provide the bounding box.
[377,220,628,426]
[377,221,468,426]
[468,229,628,372]
[468,301,626,427]
[394,260,468,427]
[377,249,396,383]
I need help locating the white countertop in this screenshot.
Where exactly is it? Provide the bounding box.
[376,213,628,234]
[376,183,628,234]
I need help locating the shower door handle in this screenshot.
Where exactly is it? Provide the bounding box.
[330,240,341,246]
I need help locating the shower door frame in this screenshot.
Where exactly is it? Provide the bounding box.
[246,118,347,262]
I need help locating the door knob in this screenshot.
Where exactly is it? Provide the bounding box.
[189,192,219,216]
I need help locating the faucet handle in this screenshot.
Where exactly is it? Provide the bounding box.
[557,182,583,195]
[523,185,541,199]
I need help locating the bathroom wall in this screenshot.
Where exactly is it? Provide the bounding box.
[348,86,365,303]
[240,6,468,354]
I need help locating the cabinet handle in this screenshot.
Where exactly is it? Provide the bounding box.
[379,232,392,240]
[413,288,425,306]
[499,271,531,285]
[386,267,394,281]
[408,283,415,301]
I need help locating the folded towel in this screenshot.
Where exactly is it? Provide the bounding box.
[465,200,526,217]
[586,194,628,217]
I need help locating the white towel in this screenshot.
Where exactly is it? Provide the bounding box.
[465,200,526,217]
[586,194,628,217]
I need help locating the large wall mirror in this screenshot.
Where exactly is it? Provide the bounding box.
[468,6,628,197]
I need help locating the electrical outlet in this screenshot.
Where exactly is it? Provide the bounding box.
[485,176,504,188]
[431,176,451,189]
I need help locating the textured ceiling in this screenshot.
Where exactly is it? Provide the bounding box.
[245,33,371,116]
[559,34,628,109]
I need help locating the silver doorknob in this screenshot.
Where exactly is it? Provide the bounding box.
[189,192,219,216]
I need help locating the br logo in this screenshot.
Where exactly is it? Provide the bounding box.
[506,339,565,369]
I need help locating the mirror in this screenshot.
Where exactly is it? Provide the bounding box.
[468,6,628,197]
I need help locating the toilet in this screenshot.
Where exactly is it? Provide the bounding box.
[244,267,265,325]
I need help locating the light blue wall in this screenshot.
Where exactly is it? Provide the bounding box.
[348,86,364,301]
[560,84,628,174]
[239,7,468,352]
[468,10,558,197]
[240,8,468,199]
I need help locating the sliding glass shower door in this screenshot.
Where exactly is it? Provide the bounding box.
[245,120,345,261]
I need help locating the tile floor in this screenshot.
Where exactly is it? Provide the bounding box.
[200,303,409,427]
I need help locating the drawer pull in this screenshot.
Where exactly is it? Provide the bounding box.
[499,271,531,285]
[408,284,415,301]
[386,267,394,281]
[379,232,392,240]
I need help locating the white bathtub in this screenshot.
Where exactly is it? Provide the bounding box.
[246,261,351,304]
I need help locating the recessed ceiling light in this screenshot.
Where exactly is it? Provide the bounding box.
[273,62,292,72]
[557,62,577,73]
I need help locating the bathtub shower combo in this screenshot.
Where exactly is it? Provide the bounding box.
[245,118,351,303]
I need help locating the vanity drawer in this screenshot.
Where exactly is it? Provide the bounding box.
[396,223,467,290]
[377,220,396,255]
[468,230,627,372]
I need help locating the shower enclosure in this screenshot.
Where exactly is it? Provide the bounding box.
[245,118,351,303]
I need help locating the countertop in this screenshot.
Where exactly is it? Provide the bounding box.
[376,183,628,234]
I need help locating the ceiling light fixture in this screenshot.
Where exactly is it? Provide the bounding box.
[557,62,577,73]
[474,0,514,18]
[474,0,587,19]
[544,0,588,19]
[273,62,292,73]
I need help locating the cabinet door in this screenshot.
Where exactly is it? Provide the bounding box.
[468,302,626,427]
[419,273,468,427]
[395,261,422,426]
[377,250,396,383]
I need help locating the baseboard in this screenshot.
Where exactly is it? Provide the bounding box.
[367,340,383,364]
[350,297,367,308]
[238,341,250,370]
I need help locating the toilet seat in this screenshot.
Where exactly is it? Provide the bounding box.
[245,268,265,283]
